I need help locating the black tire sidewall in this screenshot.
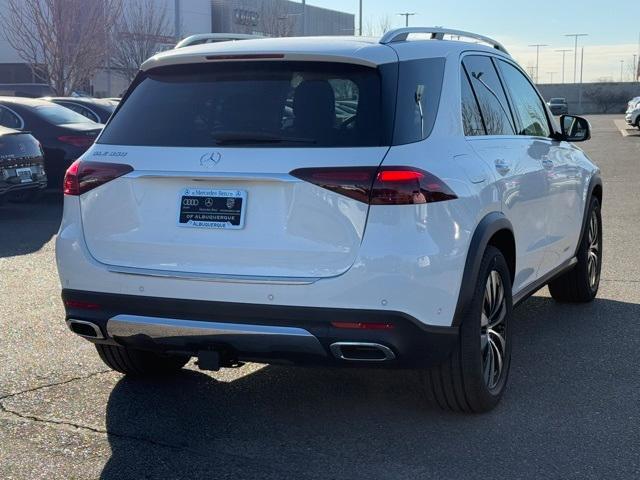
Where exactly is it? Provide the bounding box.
[459,246,513,410]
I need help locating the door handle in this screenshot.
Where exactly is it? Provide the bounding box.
[494,158,511,174]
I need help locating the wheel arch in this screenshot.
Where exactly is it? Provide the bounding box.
[451,212,514,327]
[575,173,602,257]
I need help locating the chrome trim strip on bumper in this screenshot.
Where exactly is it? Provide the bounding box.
[106,314,327,356]
[105,265,321,285]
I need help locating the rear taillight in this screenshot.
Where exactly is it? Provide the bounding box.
[63,160,133,196]
[290,166,457,205]
[58,135,95,148]
[63,299,101,310]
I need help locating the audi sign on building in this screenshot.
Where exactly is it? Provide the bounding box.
[211,0,355,37]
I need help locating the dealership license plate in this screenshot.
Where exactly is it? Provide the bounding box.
[15,167,33,183]
[178,188,246,230]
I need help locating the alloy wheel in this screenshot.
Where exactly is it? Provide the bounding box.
[480,270,507,390]
[587,210,600,289]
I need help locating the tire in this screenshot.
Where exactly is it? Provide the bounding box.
[95,344,189,376]
[548,196,601,302]
[424,246,513,413]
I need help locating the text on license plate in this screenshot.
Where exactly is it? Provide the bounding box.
[178,188,246,230]
[16,167,33,183]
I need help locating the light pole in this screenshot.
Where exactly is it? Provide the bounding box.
[555,49,572,83]
[633,54,638,82]
[548,72,556,84]
[565,33,588,83]
[359,0,362,36]
[397,12,416,27]
[528,44,548,83]
[620,59,625,82]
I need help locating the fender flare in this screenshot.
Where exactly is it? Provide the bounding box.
[574,173,602,257]
[451,212,514,327]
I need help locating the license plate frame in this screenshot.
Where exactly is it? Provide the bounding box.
[15,167,33,183]
[177,187,246,230]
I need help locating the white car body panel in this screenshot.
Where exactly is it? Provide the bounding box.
[56,35,600,331]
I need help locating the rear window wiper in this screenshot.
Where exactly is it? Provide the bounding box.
[211,132,317,146]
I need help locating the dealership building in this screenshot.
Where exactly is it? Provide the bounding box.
[0,0,354,96]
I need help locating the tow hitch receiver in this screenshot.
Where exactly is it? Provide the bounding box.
[196,350,220,371]
[196,350,245,371]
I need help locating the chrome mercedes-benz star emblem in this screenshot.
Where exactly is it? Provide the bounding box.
[199,151,222,169]
[226,198,236,209]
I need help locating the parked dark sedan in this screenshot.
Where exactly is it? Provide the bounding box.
[547,97,569,115]
[0,126,47,203]
[0,97,103,188]
[42,97,116,124]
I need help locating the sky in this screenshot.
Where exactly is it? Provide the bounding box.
[307,0,640,83]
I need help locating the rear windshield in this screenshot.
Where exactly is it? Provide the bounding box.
[34,105,97,125]
[0,133,41,160]
[99,61,387,148]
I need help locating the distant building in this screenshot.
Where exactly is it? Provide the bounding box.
[211,0,355,37]
[0,0,354,97]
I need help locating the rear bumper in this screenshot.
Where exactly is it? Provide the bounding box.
[62,289,459,368]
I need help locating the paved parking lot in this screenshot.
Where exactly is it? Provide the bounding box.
[1,114,639,479]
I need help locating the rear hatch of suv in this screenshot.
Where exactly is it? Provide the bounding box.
[78,60,395,280]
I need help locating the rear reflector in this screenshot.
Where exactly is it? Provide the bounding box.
[290,166,457,205]
[64,299,101,310]
[63,160,133,196]
[331,322,395,330]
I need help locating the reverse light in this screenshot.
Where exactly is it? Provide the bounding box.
[290,166,457,205]
[63,160,133,196]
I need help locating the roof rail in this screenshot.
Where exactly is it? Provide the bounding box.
[379,27,509,55]
[175,33,263,49]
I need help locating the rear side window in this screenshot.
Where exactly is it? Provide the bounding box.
[33,105,95,126]
[0,107,22,129]
[99,61,387,148]
[497,60,551,137]
[392,58,445,145]
[460,69,485,136]
[463,56,514,136]
[58,102,100,123]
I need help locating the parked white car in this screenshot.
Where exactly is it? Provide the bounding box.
[56,27,602,412]
[625,99,640,128]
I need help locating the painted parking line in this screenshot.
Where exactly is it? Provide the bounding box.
[613,119,639,137]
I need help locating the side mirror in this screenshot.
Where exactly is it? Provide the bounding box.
[560,114,591,142]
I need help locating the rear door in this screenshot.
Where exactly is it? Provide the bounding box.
[80,61,392,280]
[462,55,550,292]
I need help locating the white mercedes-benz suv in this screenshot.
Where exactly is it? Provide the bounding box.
[56,28,602,412]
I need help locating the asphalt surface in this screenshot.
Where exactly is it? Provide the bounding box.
[1,114,638,479]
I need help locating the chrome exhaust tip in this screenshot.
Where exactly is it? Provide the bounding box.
[330,342,395,361]
[66,319,104,339]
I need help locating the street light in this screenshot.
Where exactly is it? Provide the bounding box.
[555,49,572,84]
[547,72,557,83]
[564,33,588,83]
[397,12,416,27]
[528,44,548,83]
[620,59,625,82]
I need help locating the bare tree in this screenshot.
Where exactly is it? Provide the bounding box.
[260,0,295,37]
[1,0,122,95]
[584,86,633,113]
[364,15,393,37]
[110,0,174,83]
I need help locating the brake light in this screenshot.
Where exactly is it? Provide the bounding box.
[63,160,133,196]
[290,166,456,205]
[58,135,95,148]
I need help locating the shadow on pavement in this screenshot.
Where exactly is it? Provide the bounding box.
[0,191,62,258]
[100,296,640,480]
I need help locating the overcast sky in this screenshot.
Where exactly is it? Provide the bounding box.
[310,0,640,82]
